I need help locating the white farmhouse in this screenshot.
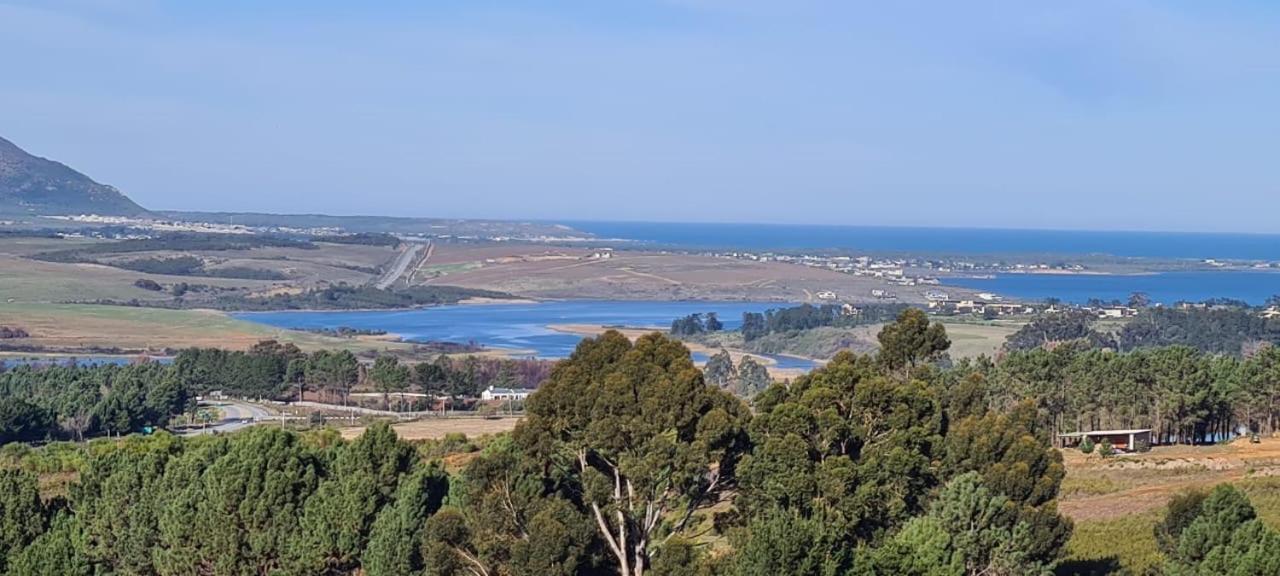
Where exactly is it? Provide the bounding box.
[480,386,532,401]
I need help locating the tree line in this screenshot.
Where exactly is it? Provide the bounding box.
[669,312,723,336]
[175,342,553,408]
[0,362,190,444]
[0,310,1087,575]
[6,310,1278,574]
[741,303,908,341]
[0,342,555,443]
[961,342,1280,444]
[1006,303,1280,356]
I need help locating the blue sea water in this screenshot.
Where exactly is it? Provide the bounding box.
[233,300,818,369]
[946,271,1280,305]
[567,221,1280,260]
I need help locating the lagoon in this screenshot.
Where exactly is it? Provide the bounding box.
[945,271,1280,305]
[233,300,818,369]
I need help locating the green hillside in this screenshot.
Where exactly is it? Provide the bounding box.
[0,135,147,216]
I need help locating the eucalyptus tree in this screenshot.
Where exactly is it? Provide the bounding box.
[515,331,750,576]
[877,308,951,376]
[735,350,944,572]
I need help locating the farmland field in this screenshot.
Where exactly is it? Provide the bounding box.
[0,303,417,354]
[1057,437,1280,574]
[339,416,520,441]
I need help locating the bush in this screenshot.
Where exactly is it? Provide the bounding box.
[1080,436,1095,454]
[134,278,163,291]
[1098,439,1114,458]
[116,256,204,275]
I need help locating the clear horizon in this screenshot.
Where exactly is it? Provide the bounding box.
[4,1,1280,234]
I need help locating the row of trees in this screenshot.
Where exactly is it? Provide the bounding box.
[740,303,907,341]
[0,425,448,576]
[0,310,1077,575]
[0,342,557,443]
[0,362,189,443]
[962,342,1280,443]
[669,312,723,336]
[1117,306,1280,355]
[1006,304,1280,356]
[173,342,554,408]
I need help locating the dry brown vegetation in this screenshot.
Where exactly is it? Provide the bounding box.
[416,243,975,303]
[1059,436,1280,523]
[0,303,419,355]
[339,416,520,441]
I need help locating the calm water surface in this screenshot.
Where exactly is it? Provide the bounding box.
[234,300,819,369]
[946,271,1280,305]
[568,221,1280,260]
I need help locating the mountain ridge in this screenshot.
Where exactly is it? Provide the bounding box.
[0,135,147,216]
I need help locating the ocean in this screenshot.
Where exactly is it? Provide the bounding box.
[566,221,1280,260]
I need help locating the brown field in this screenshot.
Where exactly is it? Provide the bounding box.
[1059,436,1280,523]
[936,319,1023,358]
[0,237,402,306]
[0,254,279,304]
[416,243,976,304]
[0,303,418,354]
[1059,437,1280,573]
[340,416,520,441]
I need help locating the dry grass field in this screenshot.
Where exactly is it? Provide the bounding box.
[1058,437,1280,574]
[0,255,276,304]
[339,416,520,441]
[0,303,418,354]
[936,319,1023,358]
[0,237,401,305]
[415,243,976,304]
[1059,436,1280,523]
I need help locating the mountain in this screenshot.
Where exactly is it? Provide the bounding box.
[0,135,147,216]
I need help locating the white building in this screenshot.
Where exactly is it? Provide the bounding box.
[480,386,532,401]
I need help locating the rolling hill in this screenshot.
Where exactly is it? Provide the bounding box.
[0,135,147,216]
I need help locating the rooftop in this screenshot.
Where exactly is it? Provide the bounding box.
[1059,429,1152,437]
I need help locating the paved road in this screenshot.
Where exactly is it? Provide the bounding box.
[184,400,274,435]
[374,242,426,289]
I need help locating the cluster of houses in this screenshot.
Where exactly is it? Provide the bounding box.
[928,298,1037,316]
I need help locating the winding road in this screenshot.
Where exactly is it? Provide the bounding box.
[184,400,274,435]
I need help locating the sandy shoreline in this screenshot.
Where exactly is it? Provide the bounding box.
[457,297,541,305]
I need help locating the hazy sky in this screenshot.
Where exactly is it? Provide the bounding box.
[3,1,1279,232]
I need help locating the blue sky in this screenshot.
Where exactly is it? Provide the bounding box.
[3,1,1279,232]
